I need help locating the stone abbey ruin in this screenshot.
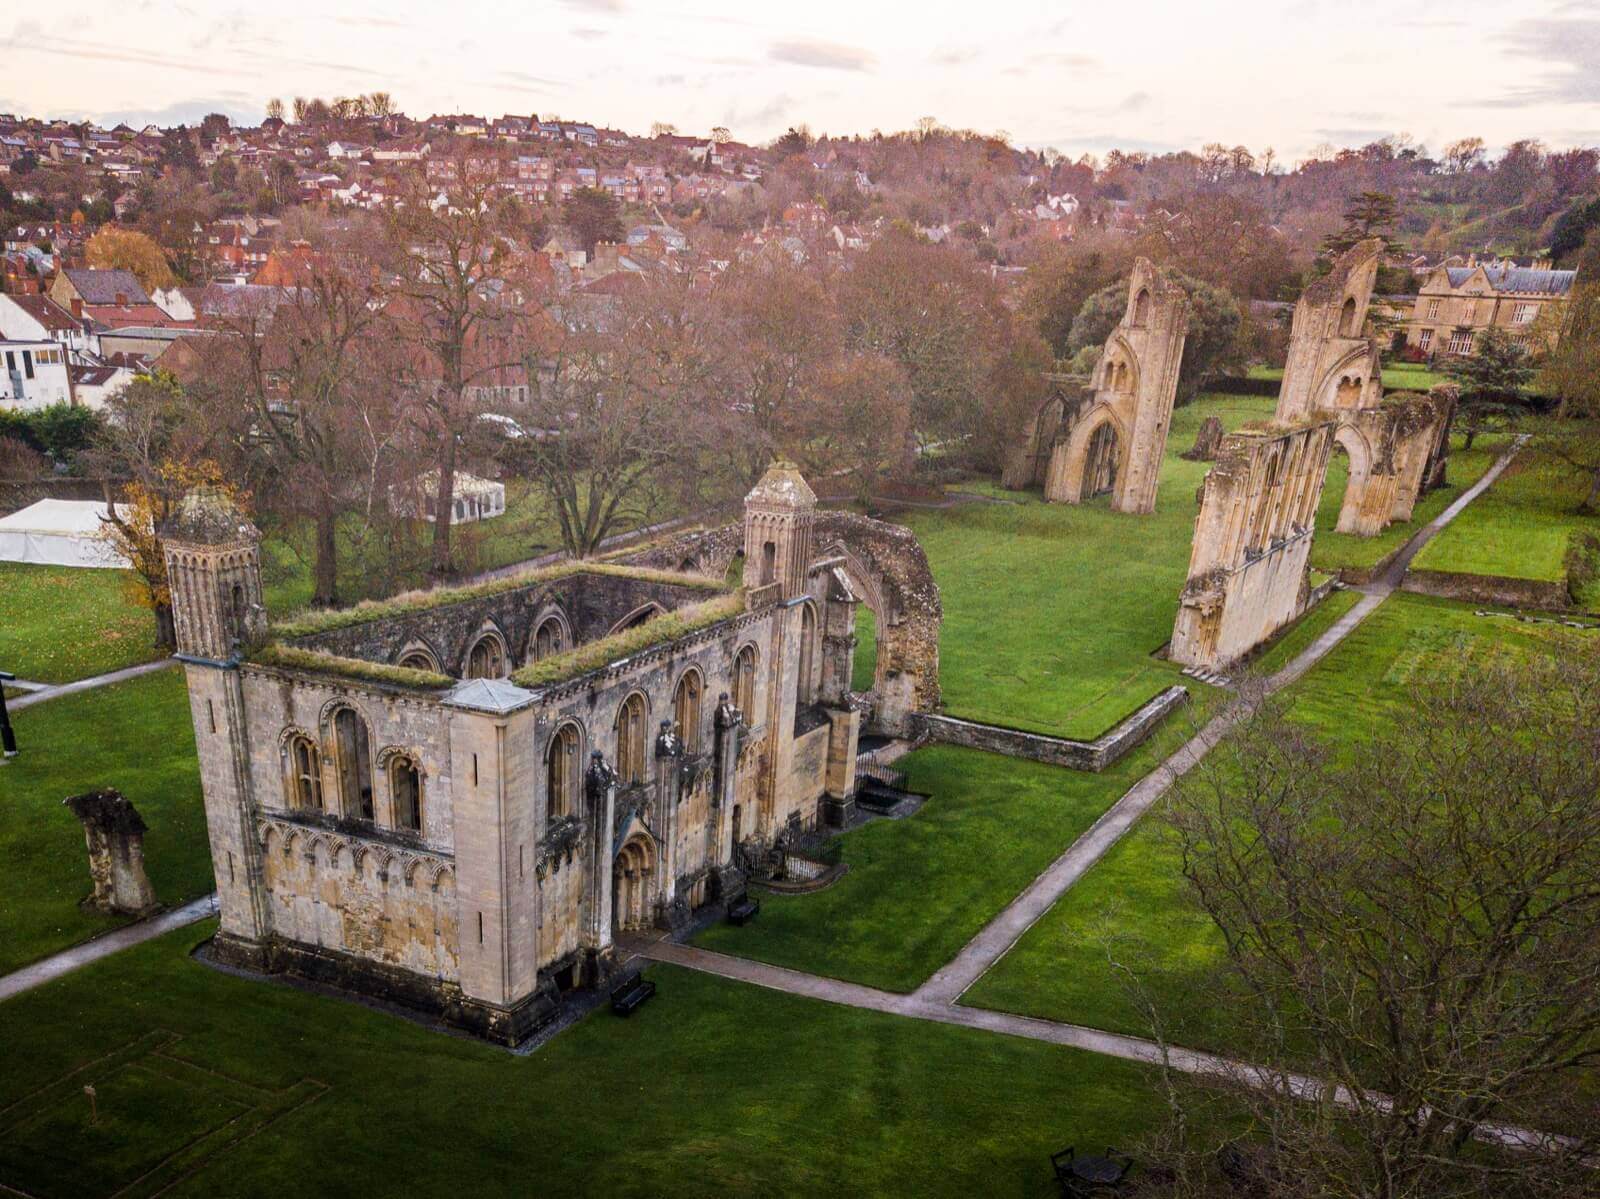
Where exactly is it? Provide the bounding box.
[1171,240,1455,670]
[162,466,942,1044]
[1004,258,1189,513]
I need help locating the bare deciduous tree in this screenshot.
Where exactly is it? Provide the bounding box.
[1147,657,1600,1197]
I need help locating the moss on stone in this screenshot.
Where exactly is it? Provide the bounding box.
[512,592,747,688]
[249,643,453,691]
[272,562,728,641]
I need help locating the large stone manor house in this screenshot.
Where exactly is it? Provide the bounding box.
[164,464,932,1045]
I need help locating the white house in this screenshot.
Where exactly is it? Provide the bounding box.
[1,339,73,410]
[390,471,507,524]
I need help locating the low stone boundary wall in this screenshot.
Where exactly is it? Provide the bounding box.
[913,685,1189,773]
[1400,568,1570,612]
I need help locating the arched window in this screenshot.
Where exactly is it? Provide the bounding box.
[615,693,648,786]
[547,723,580,819]
[1339,296,1358,337]
[673,668,704,753]
[398,648,438,672]
[389,756,422,832]
[331,707,374,820]
[466,632,507,679]
[1132,288,1151,327]
[230,583,246,644]
[761,540,777,586]
[283,733,322,811]
[733,644,757,717]
[797,603,817,705]
[532,616,566,660]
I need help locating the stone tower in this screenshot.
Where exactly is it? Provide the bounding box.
[161,485,272,968]
[743,461,816,601]
[163,484,267,662]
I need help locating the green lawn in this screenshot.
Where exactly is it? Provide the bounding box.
[0,925,1172,1199]
[871,394,1273,739]
[0,563,162,683]
[1412,448,1600,603]
[963,593,1590,1047]
[696,703,1212,993]
[1309,434,1506,574]
[1247,586,1363,678]
[0,670,212,974]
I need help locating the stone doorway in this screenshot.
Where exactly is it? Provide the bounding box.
[1082,421,1120,500]
[612,835,657,933]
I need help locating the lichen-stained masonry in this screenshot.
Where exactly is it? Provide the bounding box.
[1170,243,1458,671]
[1004,259,1189,513]
[1170,419,1339,671]
[628,509,943,737]
[162,465,881,1045]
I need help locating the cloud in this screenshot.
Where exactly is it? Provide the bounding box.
[332,15,412,29]
[932,48,977,66]
[769,38,875,71]
[572,27,608,40]
[1,31,241,78]
[1116,91,1152,112]
[1479,17,1600,106]
[654,73,686,86]
[1028,52,1101,69]
[724,93,795,130]
[559,0,624,9]
[91,97,263,129]
[497,69,566,93]
[1313,126,1398,143]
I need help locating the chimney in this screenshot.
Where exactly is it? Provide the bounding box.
[114,292,127,307]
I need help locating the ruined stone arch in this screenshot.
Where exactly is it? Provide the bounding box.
[1331,424,1376,535]
[392,638,442,673]
[1132,287,1151,327]
[607,602,666,635]
[525,603,573,662]
[462,620,510,679]
[621,510,942,735]
[1339,295,1359,336]
[1311,342,1377,411]
[1048,402,1129,504]
[612,832,658,932]
[811,511,941,734]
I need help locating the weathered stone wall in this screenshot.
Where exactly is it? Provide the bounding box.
[1171,420,1338,670]
[626,509,942,737]
[1044,258,1190,515]
[291,572,713,676]
[1275,239,1385,423]
[1400,569,1571,611]
[915,685,1189,772]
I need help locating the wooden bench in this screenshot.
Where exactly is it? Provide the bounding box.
[727,897,760,926]
[609,973,656,1016]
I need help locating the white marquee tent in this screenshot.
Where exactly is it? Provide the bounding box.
[0,499,130,569]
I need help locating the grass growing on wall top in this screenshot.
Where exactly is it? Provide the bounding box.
[512,592,747,688]
[272,561,728,641]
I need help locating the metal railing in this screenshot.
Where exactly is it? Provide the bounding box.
[855,747,907,796]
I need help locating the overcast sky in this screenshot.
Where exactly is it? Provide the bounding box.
[5,0,1598,161]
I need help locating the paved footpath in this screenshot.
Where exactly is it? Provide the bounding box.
[0,895,217,1003]
[9,657,176,713]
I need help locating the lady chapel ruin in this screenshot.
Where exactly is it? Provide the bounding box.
[162,463,939,1043]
